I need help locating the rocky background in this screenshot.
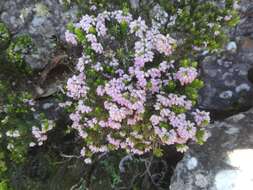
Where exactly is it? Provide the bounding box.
[171,0,253,189]
[0,0,253,190]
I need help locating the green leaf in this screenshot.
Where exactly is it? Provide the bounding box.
[74,28,86,42]
[165,81,176,92]
[153,148,163,157]
[159,122,170,129]
[66,22,75,33]
[196,130,205,145]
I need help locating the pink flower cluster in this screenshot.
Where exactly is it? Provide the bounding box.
[31,120,55,146]
[193,109,210,126]
[156,94,192,110]
[154,34,175,56]
[66,73,89,99]
[175,67,198,86]
[64,10,210,163]
[65,30,77,45]
[150,93,207,147]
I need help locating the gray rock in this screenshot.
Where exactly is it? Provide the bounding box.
[199,0,253,112]
[199,52,253,112]
[0,0,78,69]
[236,0,253,37]
[170,108,253,190]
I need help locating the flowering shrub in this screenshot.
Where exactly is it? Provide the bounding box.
[62,7,217,163]
[0,0,240,188]
[0,76,55,185]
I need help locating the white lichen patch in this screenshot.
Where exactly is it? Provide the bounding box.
[226,41,237,52]
[186,157,198,170]
[219,90,233,99]
[230,113,245,122]
[235,83,250,93]
[214,170,239,190]
[195,174,208,188]
[214,169,253,190]
[227,149,253,171]
[214,149,253,190]
[225,127,240,135]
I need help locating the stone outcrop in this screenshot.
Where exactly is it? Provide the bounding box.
[170,107,253,190]
[199,0,253,113]
[0,0,78,69]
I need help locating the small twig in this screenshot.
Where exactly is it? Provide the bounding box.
[60,153,81,159]
[53,157,72,165]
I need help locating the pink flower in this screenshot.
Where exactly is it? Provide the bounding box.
[150,115,161,126]
[135,70,147,88]
[192,109,210,126]
[65,30,77,45]
[130,17,147,37]
[157,94,192,110]
[108,105,128,122]
[91,42,103,54]
[154,34,175,56]
[134,57,145,68]
[224,15,232,21]
[96,85,105,96]
[147,68,161,78]
[107,134,121,148]
[175,67,198,86]
[98,120,107,128]
[159,61,174,72]
[77,101,92,113]
[80,147,86,157]
[67,73,89,99]
[96,20,107,36]
[69,112,81,123]
[107,119,121,129]
[79,15,95,33]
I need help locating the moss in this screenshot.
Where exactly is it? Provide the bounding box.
[6,35,33,73]
[0,22,10,50]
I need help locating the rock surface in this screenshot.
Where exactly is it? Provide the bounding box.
[0,0,78,69]
[170,107,253,190]
[199,0,253,113]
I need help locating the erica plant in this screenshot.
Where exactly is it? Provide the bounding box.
[63,0,239,163]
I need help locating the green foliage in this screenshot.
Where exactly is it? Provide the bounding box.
[155,0,239,55]
[0,181,11,190]
[0,22,10,50]
[153,147,163,157]
[0,76,53,188]
[196,129,206,145]
[6,35,33,74]
[99,154,123,189]
[0,80,31,165]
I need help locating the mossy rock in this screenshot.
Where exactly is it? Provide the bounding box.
[0,22,10,50]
